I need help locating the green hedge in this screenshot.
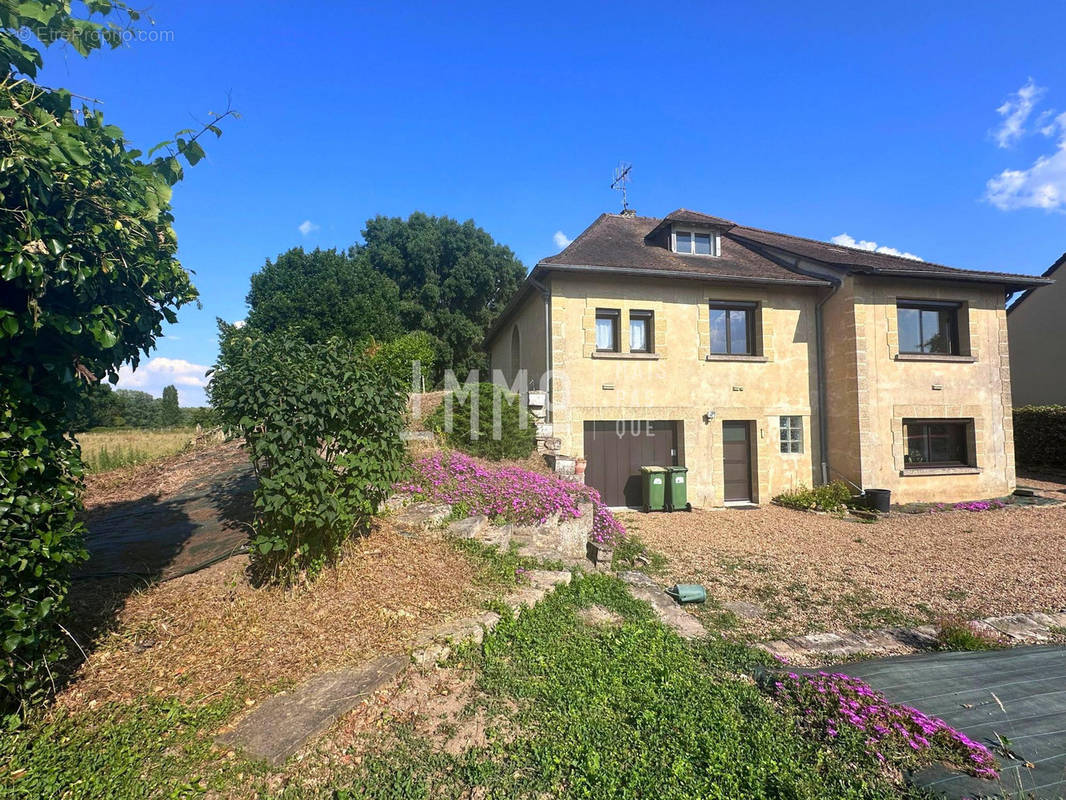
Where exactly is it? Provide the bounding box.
[1013,405,1066,469]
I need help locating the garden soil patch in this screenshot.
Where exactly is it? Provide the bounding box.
[59,523,488,710]
[631,503,1066,641]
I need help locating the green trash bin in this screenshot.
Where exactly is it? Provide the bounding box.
[640,466,667,512]
[666,466,690,511]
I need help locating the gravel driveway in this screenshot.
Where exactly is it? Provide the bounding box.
[626,498,1066,641]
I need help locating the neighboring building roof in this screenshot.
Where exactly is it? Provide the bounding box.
[1007,252,1066,314]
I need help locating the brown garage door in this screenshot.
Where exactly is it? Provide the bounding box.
[584,420,682,507]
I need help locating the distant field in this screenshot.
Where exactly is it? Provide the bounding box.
[77,428,197,472]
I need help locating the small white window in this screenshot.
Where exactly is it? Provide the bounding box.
[780,416,803,454]
[673,229,720,256]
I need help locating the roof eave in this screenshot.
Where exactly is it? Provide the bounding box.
[538,261,831,287]
[849,266,1054,292]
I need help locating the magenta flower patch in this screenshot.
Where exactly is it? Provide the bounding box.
[771,671,998,780]
[396,451,626,545]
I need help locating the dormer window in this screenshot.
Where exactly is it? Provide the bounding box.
[672,229,720,256]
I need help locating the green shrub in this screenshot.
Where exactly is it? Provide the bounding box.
[1013,405,1066,469]
[209,327,407,583]
[773,481,852,513]
[426,382,536,461]
[372,330,441,388]
[934,616,1007,651]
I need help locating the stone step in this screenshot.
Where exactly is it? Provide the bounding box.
[392,502,452,536]
[216,654,408,765]
[619,571,708,641]
[759,610,1066,664]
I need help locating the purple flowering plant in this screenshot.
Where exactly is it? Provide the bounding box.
[395,451,626,545]
[771,671,998,780]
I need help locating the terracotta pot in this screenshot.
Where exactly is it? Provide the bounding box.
[575,458,587,475]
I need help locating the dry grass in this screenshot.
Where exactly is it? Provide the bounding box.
[77,427,197,472]
[59,522,488,711]
[82,436,245,508]
[630,499,1066,641]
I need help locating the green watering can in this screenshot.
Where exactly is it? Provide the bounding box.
[665,584,707,604]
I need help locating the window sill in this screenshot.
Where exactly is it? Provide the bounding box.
[894,354,977,363]
[900,466,981,477]
[705,354,768,362]
[591,351,660,360]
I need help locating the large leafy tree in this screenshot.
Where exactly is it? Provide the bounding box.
[245,247,402,343]
[159,385,181,427]
[0,1,231,714]
[358,213,526,375]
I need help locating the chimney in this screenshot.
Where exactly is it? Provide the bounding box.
[620,208,636,217]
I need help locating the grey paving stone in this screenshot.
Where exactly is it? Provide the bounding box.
[392,502,452,535]
[446,515,489,539]
[216,654,408,765]
[620,571,707,640]
[503,587,546,612]
[525,569,572,590]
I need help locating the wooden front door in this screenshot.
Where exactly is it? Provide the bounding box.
[584,420,681,507]
[722,421,753,503]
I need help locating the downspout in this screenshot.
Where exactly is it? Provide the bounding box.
[528,275,552,423]
[815,280,840,486]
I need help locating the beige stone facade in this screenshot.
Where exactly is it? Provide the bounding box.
[485,210,1044,508]
[823,276,1016,503]
[490,272,1019,507]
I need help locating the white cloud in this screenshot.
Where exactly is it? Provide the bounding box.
[992,78,1044,148]
[552,230,572,249]
[830,233,923,261]
[232,319,246,329]
[1040,111,1066,138]
[297,219,320,236]
[116,357,211,406]
[984,82,1066,212]
[985,141,1066,210]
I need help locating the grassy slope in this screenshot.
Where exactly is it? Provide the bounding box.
[332,574,908,800]
[3,569,929,799]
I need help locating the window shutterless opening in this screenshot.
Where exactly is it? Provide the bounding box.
[903,419,972,467]
[595,308,620,352]
[629,310,654,353]
[779,416,803,454]
[673,229,721,256]
[708,302,757,356]
[897,302,961,355]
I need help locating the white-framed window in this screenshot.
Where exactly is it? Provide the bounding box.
[779,416,803,454]
[672,229,721,256]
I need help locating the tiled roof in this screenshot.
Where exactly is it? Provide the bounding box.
[540,213,825,285]
[540,211,1051,290]
[730,225,1048,285]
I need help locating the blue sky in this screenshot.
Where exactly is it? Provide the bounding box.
[36,0,1066,405]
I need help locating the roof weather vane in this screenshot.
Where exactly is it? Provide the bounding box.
[611,162,632,213]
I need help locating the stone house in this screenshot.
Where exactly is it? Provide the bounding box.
[484,209,1050,507]
[1007,252,1065,407]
